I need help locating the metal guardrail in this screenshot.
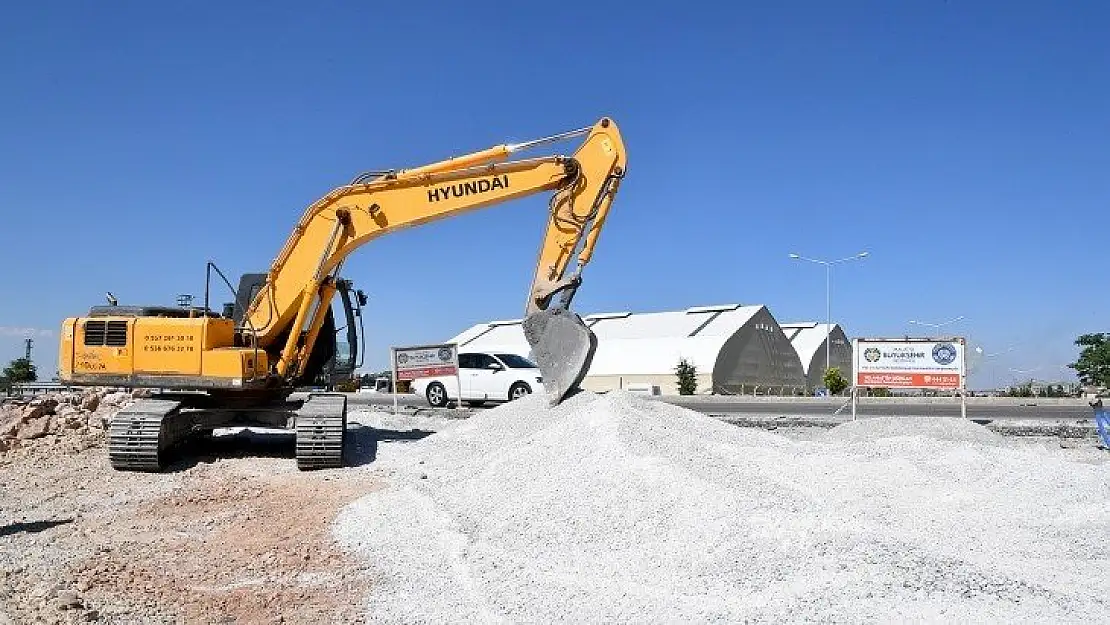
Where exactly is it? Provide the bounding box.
[6,382,82,397]
[3,382,152,400]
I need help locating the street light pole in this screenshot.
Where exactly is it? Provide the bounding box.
[971,344,1018,391]
[825,262,830,372]
[789,251,869,380]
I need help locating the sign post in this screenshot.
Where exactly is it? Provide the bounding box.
[390,347,398,415]
[851,337,967,420]
[390,343,460,412]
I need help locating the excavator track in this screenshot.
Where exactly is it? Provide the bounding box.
[294,393,347,470]
[108,399,190,471]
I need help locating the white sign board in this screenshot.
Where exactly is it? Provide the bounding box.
[391,343,459,381]
[853,337,966,390]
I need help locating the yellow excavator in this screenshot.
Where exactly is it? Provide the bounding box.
[57,117,627,471]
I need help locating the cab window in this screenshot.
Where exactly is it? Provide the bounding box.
[472,354,500,369]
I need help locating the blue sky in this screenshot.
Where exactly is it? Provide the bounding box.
[1,1,1106,389]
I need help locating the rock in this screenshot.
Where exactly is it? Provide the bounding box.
[0,438,8,453]
[58,406,87,432]
[17,416,51,440]
[101,392,131,408]
[81,393,100,412]
[21,403,50,422]
[29,397,59,414]
[86,413,109,430]
[0,411,23,438]
[55,589,81,610]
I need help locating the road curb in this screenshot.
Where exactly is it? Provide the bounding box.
[357,404,1103,441]
[712,414,1101,439]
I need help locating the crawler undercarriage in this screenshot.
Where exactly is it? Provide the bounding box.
[108,393,347,471]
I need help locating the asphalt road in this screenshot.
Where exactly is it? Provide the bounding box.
[347,393,1097,421]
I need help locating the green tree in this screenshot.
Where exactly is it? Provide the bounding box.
[675,358,697,395]
[870,387,893,397]
[3,357,36,383]
[823,366,849,395]
[1068,333,1110,388]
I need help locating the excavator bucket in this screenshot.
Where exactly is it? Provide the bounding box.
[523,307,598,405]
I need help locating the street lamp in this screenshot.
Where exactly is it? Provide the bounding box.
[1008,366,1040,382]
[974,345,1018,359]
[908,316,965,332]
[788,251,870,375]
[971,344,1018,390]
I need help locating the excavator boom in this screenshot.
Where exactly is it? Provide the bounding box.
[243,117,626,403]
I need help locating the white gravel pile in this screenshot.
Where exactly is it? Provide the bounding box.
[334,391,1110,623]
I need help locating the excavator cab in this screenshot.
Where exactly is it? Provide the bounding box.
[228,272,365,390]
[316,278,366,390]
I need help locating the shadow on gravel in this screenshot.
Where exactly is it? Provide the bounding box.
[344,423,435,467]
[162,429,296,472]
[157,424,436,471]
[0,518,74,537]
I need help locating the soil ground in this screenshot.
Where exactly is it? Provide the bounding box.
[0,414,408,625]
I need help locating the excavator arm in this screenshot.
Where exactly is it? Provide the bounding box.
[243,117,626,403]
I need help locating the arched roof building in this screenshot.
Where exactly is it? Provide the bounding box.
[779,322,853,391]
[447,303,806,395]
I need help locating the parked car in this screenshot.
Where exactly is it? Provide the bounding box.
[411,351,543,407]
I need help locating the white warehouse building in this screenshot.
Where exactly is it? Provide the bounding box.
[780,322,853,391]
[447,303,807,395]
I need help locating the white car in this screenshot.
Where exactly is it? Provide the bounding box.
[411,351,543,408]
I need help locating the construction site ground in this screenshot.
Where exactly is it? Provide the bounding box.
[0,396,459,625]
[1,396,1105,624]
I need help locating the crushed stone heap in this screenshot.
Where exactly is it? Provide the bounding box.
[335,390,1110,624]
[0,389,138,457]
